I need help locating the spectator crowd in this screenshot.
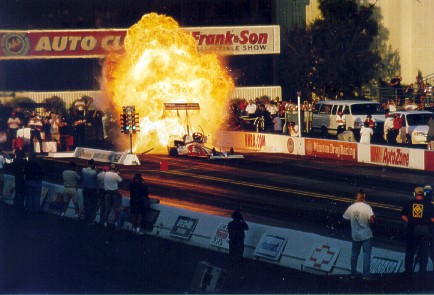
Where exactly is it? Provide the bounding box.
[0,97,107,154]
[228,96,314,136]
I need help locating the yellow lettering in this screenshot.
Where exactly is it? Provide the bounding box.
[68,36,81,50]
[34,36,52,51]
[52,36,67,51]
[81,36,97,51]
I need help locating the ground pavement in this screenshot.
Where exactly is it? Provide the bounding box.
[0,202,433,294]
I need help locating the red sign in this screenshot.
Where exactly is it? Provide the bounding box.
[425,150,434,171]
[0,29,125,59]
[305,138,358,161]
[244,133,266,149]
[370,146,410,167]
[0,26,280,59]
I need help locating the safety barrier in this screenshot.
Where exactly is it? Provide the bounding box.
[215,130,433,171]
[1,174,419,276]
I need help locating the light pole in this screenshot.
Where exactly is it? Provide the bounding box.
[297,91,302,138]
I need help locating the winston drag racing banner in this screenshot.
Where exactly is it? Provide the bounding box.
[0,26,280,59]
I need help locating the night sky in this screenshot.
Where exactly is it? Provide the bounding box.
[0,0,275,91]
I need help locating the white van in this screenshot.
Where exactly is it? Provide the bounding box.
[312,100,385,136]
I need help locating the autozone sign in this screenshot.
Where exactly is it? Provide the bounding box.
[0,26,280,59]
[370,146,410,167]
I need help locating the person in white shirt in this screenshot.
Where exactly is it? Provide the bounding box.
[28,115,44,153]
[359,122,373,144]
[388,99,397,112]
[245,100,257,116]
[102,163,123,227]
[96,166,108,224]
[7,112,22,149]
[336,111,346,135]
[266,101,279,116]
[383,113,395,143]
[343,189,375,279]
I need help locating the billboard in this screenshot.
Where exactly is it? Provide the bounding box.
[0,26,280,60]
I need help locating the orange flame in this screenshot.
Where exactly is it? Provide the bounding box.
[101,13,234,153]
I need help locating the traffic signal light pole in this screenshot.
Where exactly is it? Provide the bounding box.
[121,105,140,154]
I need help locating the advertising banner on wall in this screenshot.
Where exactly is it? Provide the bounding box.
[0,29,125,59]
[304,244,340,273]
[370,146,411,168]
[425,150,434,172]
[304,138,358,162]
[0,26,280,59]
[170,216,198,240]
[209,223,230,250]
[254,234,287,261]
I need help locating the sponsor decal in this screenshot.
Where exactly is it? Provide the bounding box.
[286,138,294,154]
[244,133,266,149]
[305,139,357,161]
[0,26,279,59]
[370,146,410,167]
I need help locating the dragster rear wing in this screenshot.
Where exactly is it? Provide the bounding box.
[210,154,244,160]
[164,103,200,110]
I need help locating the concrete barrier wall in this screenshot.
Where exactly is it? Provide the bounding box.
[1,175,413,276]
[216,130,432,171]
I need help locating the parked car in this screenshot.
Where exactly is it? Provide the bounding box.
[391,110,433,145]
[312,100,385,137]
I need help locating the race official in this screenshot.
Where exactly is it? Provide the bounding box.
[401,187,434,279]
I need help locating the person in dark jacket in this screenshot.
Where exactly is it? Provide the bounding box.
[129,173,150,235]
[401,186,434,279]
[228,210,249,258]
[24,152,44,212]
[12,149,26,208]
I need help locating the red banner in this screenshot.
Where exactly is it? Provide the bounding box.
[0,26,280,59]
[0,29,126,59]
[425,150,434,171]
[304,138,358,161]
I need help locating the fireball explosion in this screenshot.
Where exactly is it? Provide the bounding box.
[101,13,234,153]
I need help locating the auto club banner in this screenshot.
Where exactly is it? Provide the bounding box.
[0,25,280,59]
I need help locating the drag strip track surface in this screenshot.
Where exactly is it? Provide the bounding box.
[36,152,434,251]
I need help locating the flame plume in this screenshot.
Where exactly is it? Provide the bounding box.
[101,13,234,153]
